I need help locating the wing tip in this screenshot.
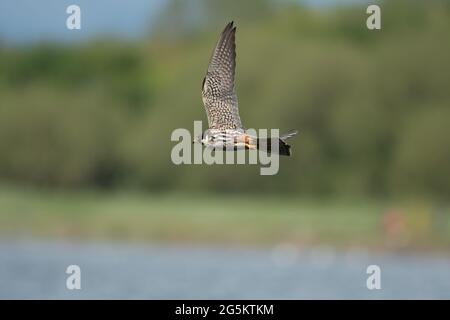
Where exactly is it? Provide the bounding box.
[223,21,236,34]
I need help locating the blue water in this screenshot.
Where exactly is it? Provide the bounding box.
[0,240,449,299]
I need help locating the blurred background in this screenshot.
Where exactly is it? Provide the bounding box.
[0,0,449,299]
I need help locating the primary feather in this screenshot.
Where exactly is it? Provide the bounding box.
[201,21,243,130]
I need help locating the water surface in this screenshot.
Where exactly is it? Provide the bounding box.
[0,240,449,299]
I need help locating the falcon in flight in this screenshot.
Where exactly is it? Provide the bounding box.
[194,21,298,156]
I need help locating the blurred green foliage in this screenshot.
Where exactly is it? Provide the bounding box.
[1,187,449,249]
[0,0,449,200]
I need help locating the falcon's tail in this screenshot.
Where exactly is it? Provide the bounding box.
[256,130,298,156]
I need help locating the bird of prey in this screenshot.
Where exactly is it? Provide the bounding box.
[194,21,298,156]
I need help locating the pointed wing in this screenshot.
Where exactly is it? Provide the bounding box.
[201,21,243,130]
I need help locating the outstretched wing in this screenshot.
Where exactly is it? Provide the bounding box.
[201,21,243,130]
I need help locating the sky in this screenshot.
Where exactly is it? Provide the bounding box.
[0,0,166,44]
[0,0,364,45]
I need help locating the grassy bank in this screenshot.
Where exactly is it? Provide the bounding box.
[0,187,449,251]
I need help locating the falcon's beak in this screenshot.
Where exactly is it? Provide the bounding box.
[193,136,202,144]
